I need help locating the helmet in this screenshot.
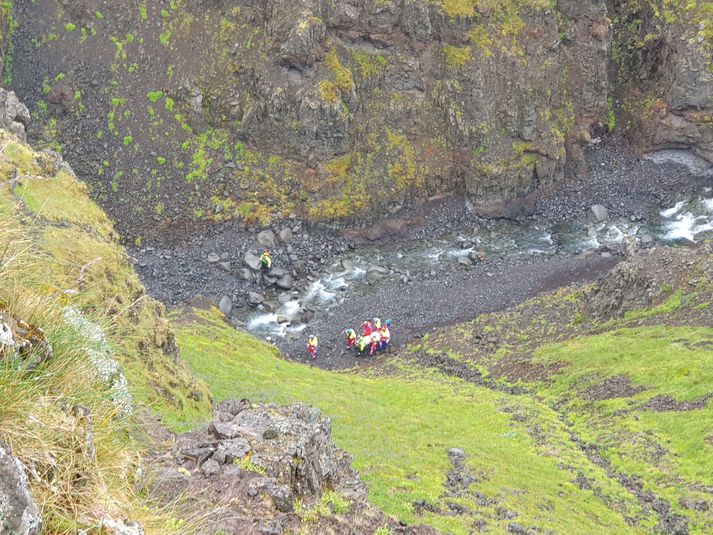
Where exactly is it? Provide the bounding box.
[385,319,391,326]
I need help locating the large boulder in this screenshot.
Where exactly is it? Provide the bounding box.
[0,443,42,535]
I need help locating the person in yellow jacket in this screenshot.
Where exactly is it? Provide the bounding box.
[259,250,272,273]
[369,330,381,356]
[308,335,318,360]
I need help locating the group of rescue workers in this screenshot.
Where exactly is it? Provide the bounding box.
[259,250,392,361]
[307,318,392,360]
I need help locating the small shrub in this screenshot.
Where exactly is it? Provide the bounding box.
[65,22,77,32]
[147,90,164,102]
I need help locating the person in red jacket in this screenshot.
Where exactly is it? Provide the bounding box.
[361,320,373,337]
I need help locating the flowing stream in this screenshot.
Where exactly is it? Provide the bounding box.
[242,191,713,339]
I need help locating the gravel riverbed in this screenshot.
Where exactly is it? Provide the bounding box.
[130,137,712,368]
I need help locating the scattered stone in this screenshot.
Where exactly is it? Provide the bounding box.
[212,439,250,465]
[0,443,42,535]
[269,267,287,278]
[262,426,279,440]
[267,483,294,512]
[588,204,609,223]
[366,265,390,283]
[219,296,233,317]
[93,517,144,535]
[457,256,473,266]
[0,89,31,141]
[244,252,261,271]
[236,267,253,281]
[276,315,291,324]
[258,230,277,248]
[507,522,527,534]
[218,261,231,272]
[468,250,486,263]
[201,459,221,478]
[276,275,294,290]
[278,228,293,244]
[207,253,221,264]
[248,292,264,306]
[340,259,353,271]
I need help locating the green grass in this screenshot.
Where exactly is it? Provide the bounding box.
[533,326,713,533]
[533,326,713,402]
[176,308,641,534]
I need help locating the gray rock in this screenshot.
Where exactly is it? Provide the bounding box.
[267,483,293,512]
[276,315,291,324]
[219,296,233,317]
[212,438,250,465]
[207,253,221,264]
[457,256,473,266]
[366,265,390,283]
[236,267,253,281]
[248,292,264,306]
[218,261,232,272]
[276,275,294,290]
[262,426,279,440]
[0,90,31,142]
[340,259,353,271]
[588,204,609,223]
[0,443,42,535]
[216,399,251,417]
[269,267,287,278]
[244,252,261,271]
[257,230,277,248]
[201,459,221,478]
[278,228,293,244]
[210,421,243,440]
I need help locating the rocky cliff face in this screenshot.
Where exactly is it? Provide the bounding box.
[11,0,612,240]
[8,0,711,241]
[610,0,713,162]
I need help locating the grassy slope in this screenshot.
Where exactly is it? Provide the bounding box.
[1,131,212,427]
[177,309,644,534]
[175,268,713,534]
[0,129,212,531]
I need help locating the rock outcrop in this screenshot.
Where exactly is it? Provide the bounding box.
[149,399,435,534]
[0,89,29,142]
[0,443,42,535]
[611,0,713,163]
[584,245,711,319]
